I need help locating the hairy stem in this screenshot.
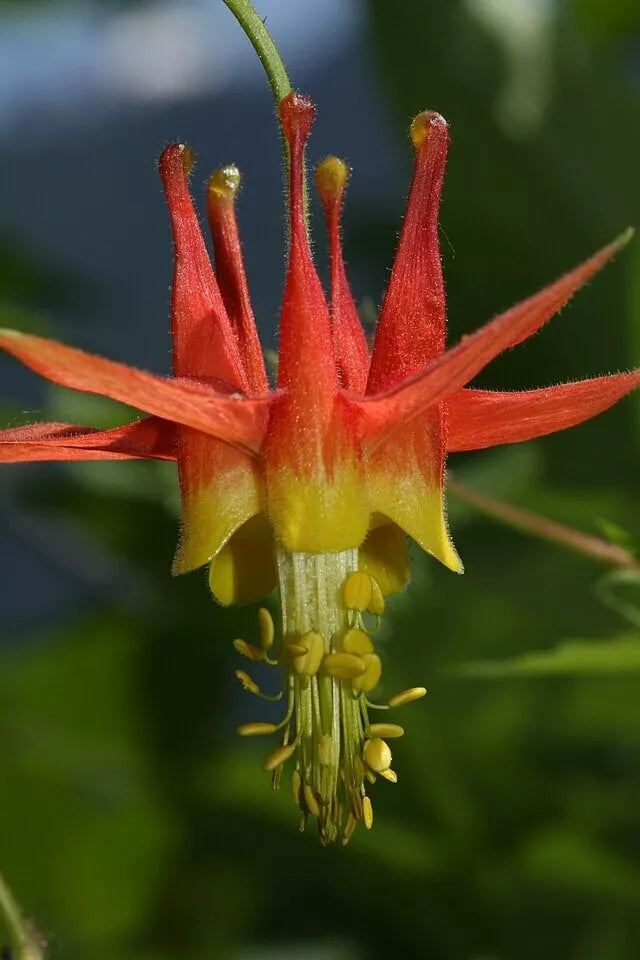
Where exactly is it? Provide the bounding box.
[448,476,638,570]
[222,0,292,104]
[0,872,44,960]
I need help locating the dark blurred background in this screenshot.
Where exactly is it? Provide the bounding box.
[0,1,639,958]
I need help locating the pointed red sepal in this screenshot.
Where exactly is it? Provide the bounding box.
[159,144,248,389]
[447,372,640,452]
[368,111,449,393]
[276,93,336,398]
[0,417,177,462]
[358,232,632,448]
[315,156,369,393]
[207,165,269,393]
[0,329,271,453]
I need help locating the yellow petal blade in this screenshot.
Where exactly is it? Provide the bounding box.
[208,516,277,605]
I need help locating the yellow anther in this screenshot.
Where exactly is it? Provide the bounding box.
[342,627,373,656]
[258,607,275,650]
[365,769,376,785]
[237,721,277,737]
[315,155,349,199]
[368,722,405,739]
[262,741,296,772]
[318,734,333,766]
[363,737,392,773]
[379,768,398,784]
[208,163,241,201]
[368,577,385,616]
[290,630,325,677]
[351,653,382,692]
[234,669,260,695]
[342,813,357,845]
[291,769,302,803]
[322,652,366,680]
[343,571,373,612]
[304,783,321,817]
[362,795,373,830]
[286,642,308,658]
[387,686,428,708]
[233,638,263,662]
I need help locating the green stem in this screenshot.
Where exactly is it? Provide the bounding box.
[222,0,292,104]
[223,0,310,239]
[0,872,44,960]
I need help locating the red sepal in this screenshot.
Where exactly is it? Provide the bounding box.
[0,417,176,462]
[447,373,640,452]
[359,234,630,448]
[0,329,270,453]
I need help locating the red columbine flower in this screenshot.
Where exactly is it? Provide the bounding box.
[1,92,637,844]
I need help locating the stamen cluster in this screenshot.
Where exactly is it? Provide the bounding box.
[234,563,426,844]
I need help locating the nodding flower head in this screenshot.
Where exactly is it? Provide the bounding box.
[1,77,637,842]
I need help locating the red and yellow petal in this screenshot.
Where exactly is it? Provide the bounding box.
[172,429,263,576]
[315,156,370,393]
[368,111,448,393]
[159,144,248,389]
[366,411,462,573]
[207,166,269,394]
[276,94,338,401]
[264,393,370,553]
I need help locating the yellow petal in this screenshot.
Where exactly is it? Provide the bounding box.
[367,414,462,573]
[173,431,262,575]
[208,515,277,605]
[358,520,411,596]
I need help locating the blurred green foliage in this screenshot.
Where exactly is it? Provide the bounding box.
[1,1,640,958]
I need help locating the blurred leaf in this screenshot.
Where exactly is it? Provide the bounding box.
[0,615,176,956]
[569,0,640,43]
[596,568,640,628]
[520,828,640,904]
[449,634,640,677]
[595,518,637,555]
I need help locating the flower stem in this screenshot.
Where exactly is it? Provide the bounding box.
[448,476,639,570]
[222,0,305,240]
[0,872,44,960]
[222,0,292,104]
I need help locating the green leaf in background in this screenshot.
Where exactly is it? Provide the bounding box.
[449,634,640,677]
[596,568,640,628]
[0,616,176,958]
